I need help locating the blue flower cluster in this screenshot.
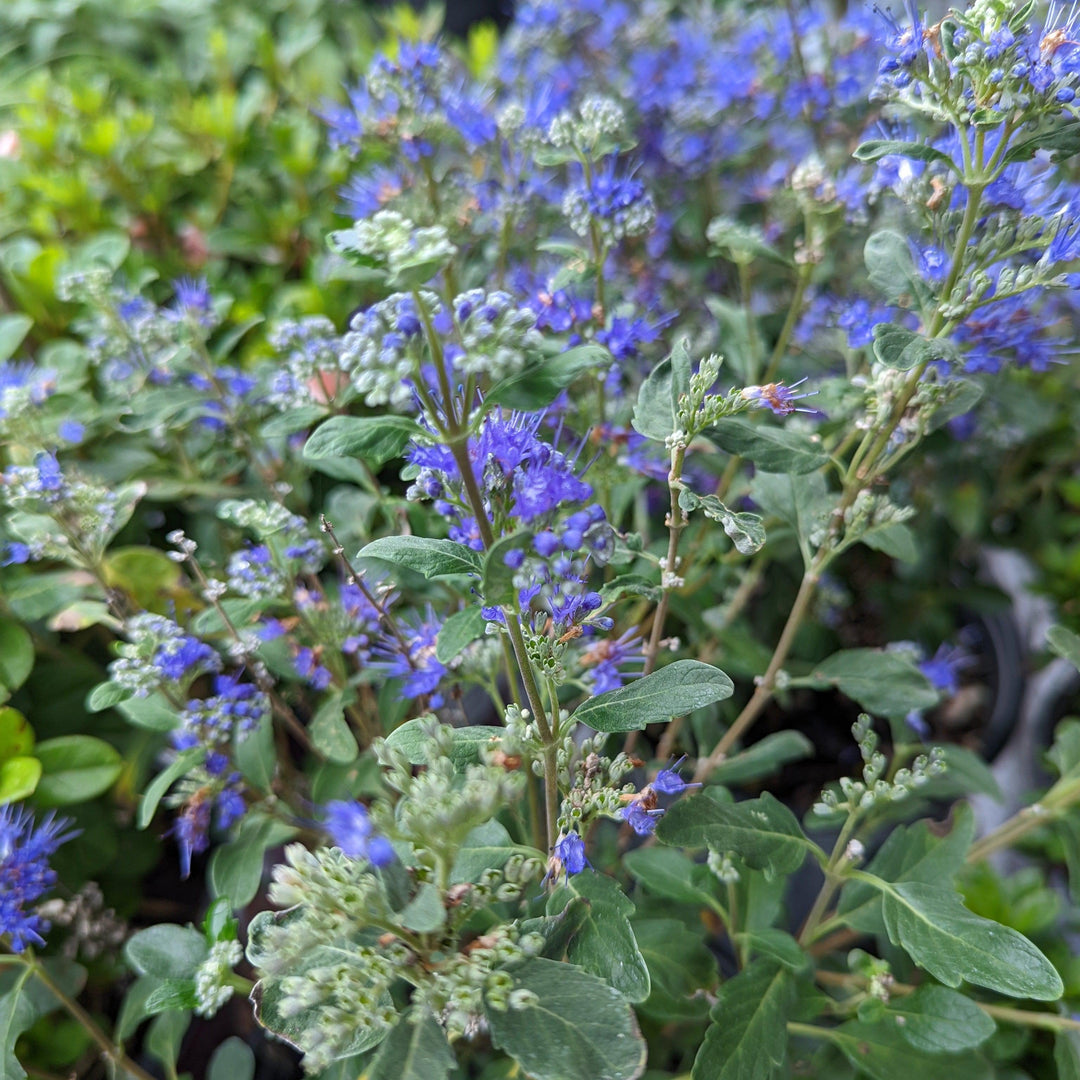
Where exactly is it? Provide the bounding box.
[172,673,269,771]
[0,805,77,952]
[108,613,221,698]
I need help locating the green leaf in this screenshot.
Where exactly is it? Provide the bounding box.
[1056,1031,1080,1080]
[0,757,41,804]
[31,735,122,806]
[750,470,830,568]
[669,337,693,415]
[303,415,422,467]
[517,897,593,961]
[482,531,535,606]
[916,745,1002,802]
[86,681,133,713]
[1047,625,1080,673]
[400,882,447,933]
[864,230,923,305]
[357,536,482,579]
[598,574,662,605]
[707,218,790,265]
[0,314,32,362]
[633,918,717,1021]
[692,960,794,1080]
[0,707,32,762]
[143,979,199,1015]
[367,1008,455,1080]
[1,960,87,1080]
[547,875,650,1003]
[385,718,503,768]
[125,925,208,980]
[709,731,814,786]
[872,324,960,370]
[115,974,164,1042]
[678,489,766,555]
[118,692,181,733]
[802,649,938,718]
[450,821,544,886]
[485,958,647,1080]
[309,695,359,764]
[860,521,919,563]
[137,748,204,829]
[853,140,957,169]
[879,881,1064,1000]
[436,606,487,664]
[145,1010,190,1075]
[235,714,276,792]
[486,345,609,410]
[624,847,722,910]
[831,1019,989,1080]
[838,806,975,934]
[632,356,676,441]
[0,619,34,695]
[570,660,734,733]
[885,985,995,1053]
[738,929,810,973]
[210,815,298,910]
[657,792,810,877]
[260,406,328,437]
[208,1037,256,1080]
[1049,718,1080,779]
[1004,120,1080,164]
[705,418,829,474]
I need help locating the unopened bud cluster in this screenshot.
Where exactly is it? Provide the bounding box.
[813,714,946,816]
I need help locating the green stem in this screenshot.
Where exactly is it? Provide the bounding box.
[762,254,813,384]
[23,958,158,1080]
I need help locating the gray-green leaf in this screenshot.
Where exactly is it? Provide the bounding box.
[356,536,482,579]
[802,648,938,718]
[570,660,733,733]
[485,958,647,1080]
[367,1009,455,1080]
[705,418,829,474]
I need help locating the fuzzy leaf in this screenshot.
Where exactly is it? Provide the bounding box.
[679,489,766,555]
[385,718,503,768]
[304,415,422,467]
[853,140,957,169]
[486,345,609,409]
[485,958,647,1080]
[435,606,487,664]
[367,1008,455,1080]
[632,356,676,441]
[357,536,482,579]
[705,418,829,474]
[803,648,938,718]
[125,925,208,980]
[571,660,733,733]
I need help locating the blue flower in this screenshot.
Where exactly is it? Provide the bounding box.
[622,801,664,836]
[652,755,702,796]
[0,806,77,951]
[554,832,588,875]
[323,801,394,866]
